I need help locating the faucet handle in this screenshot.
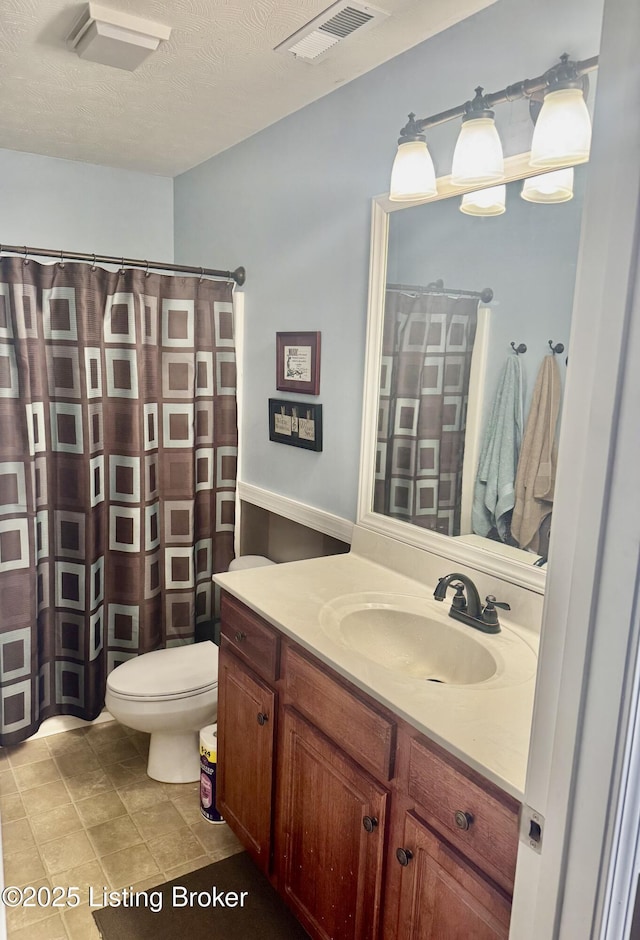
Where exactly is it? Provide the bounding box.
[484,595,510,611]
[482,595,510,628]
[451,583,467,610]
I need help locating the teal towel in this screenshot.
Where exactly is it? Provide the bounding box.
[472,355,524,540]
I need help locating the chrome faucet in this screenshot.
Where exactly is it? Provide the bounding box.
[433,573,510,634]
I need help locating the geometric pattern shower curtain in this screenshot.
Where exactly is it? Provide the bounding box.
[374,288,477,537]
[0,257,237,745]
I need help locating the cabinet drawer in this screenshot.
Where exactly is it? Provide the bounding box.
[283,644,395,782]
[408,737,519,893]
[220,593,280,682]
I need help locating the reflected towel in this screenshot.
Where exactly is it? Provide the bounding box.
[511,355,562,552]
[472,355,524,541]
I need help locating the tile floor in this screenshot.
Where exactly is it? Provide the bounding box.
[0,720,244,939]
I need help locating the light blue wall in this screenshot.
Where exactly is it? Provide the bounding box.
[173,0,604,523]
[0,149,173,260]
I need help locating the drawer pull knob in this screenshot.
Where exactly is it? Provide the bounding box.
[234,631,247,642]
[396,847,413,867]
[362,816,378,833]
[454,810,474,831]
[257,712,268,726]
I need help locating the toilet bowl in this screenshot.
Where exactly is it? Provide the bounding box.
[105,641,218,784]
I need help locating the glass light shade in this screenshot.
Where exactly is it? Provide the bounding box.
[451,117,504,186]
[521,166,574,203]
[530,87,592,168]
[460,184,506,216]
[389,140,437,201]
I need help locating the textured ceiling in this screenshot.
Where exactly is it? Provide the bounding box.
[0,0,495,176]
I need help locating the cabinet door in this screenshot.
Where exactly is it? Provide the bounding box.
[277,706,388,940]
[395,811,511,939]
[217,649,275,873]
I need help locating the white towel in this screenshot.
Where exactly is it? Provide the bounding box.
[472,355,524,541]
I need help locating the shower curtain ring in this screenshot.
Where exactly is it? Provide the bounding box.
[144,261,150,278]
[199,267,205,283]
[120,257,126,275]
[23,246,29,265]
[59,249,65,268]
[91,254,97,272]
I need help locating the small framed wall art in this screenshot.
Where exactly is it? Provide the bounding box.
[269,399,323,452]
[276,331,321,395]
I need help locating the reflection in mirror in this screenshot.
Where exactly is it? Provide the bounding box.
[368,165,587,578]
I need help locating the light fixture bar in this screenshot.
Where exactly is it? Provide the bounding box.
[398,54,598,141]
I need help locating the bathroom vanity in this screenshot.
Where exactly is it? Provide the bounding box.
[213,528,540,939]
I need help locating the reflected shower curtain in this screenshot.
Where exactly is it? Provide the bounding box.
[374,288,478,535]
[0,257,237,744]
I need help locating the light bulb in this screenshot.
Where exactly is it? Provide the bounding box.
[530,87,591,168]
[521,166,574,203]
[389,139,437,201]
[460,184,506,216]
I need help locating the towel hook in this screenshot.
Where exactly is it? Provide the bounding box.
[510,341,527,355]
[548,340,565,354]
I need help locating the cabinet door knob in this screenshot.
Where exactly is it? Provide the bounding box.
[257,712,268,726]
[396,847,413,867]
[234,630,247,642]
[362,815,378,833]
[454,810,474,831]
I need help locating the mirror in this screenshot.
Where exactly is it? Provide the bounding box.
[358,155,588,591]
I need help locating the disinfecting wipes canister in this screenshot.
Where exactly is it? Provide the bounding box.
[200,723,224,823]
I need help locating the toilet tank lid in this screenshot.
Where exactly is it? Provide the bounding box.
[107,641,218,698]
[229,555,276,571]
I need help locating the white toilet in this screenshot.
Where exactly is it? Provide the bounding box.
[105,641,219,784]
[105,555,275,784]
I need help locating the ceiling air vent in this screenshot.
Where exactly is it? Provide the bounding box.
[275,2,389,64]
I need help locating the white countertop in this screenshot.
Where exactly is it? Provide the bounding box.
[214,543,538,801]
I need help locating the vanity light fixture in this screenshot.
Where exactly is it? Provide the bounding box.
[389,114,437,201]
[529,55,592,167]
[451,88,504,187]
[521,166,574,203]
[460,184,506,216]
[389,53,597,203]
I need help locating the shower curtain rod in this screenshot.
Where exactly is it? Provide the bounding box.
[0,242,246,285]
[386,280,493,303]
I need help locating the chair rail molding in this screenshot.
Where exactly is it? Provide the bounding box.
[237,481,354,545]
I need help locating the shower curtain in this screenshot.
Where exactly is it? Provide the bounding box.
[0,257,237,745]
[374,288,478,536]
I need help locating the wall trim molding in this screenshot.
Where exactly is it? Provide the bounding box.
[238,482,354,544]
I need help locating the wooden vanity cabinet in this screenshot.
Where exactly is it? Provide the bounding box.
[217,592,520,939]
[217,594,279,873]
[277,706,388,940]
[394,812,511,939]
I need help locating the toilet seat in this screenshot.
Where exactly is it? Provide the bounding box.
[106,641,218,703]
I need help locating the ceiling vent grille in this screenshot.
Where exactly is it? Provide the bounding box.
[275,2,389,64]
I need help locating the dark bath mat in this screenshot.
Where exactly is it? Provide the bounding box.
[93,851,309,939]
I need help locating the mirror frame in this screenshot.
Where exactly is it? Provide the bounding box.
[357,151,583,594]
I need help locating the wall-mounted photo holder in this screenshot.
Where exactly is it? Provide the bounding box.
[276,331,321,395]
[268,399,323,452]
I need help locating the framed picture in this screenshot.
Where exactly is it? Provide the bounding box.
[276,331,321,395]
[269,399,323,452]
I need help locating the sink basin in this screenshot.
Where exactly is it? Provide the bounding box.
[319,593,536,687]
[335,606,497,684]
